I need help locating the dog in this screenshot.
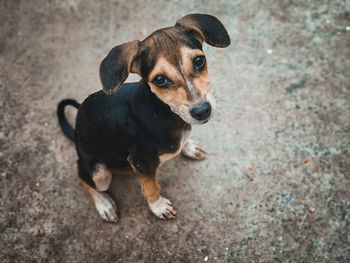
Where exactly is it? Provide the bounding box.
[57,14,230,222]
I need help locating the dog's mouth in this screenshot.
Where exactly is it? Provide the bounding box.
[197,115,211,125]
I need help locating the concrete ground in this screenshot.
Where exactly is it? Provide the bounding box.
[1,0,349,262]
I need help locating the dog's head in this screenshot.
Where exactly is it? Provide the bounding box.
[99,14,230,125]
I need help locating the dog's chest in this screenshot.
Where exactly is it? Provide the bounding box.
[158,130,191,163]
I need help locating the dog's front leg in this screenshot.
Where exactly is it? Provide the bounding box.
[181,139,207,160]
[128,155,177,220]
[136,173,177,220]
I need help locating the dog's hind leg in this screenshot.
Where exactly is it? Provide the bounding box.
[78,161,118,223]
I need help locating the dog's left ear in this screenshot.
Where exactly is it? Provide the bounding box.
[176,14,230,48]
[99,40,140,95]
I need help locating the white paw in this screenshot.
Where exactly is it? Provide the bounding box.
[94,192,118,223]
[148,196,177,220]
[181,139,206,160]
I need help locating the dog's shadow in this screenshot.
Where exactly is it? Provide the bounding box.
[107,172,145,220]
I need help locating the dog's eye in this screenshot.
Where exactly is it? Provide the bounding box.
[193,56,206,70]
[152,75,170,87]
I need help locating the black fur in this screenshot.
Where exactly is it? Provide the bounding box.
[57,99,80,141]
[99,41,140,95]
[176,13,231,48]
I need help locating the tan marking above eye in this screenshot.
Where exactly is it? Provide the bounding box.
[180,46,206,74]
[149,57,181,83]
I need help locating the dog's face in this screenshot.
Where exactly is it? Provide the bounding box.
[99,14,230,125]
[140,27,215,124]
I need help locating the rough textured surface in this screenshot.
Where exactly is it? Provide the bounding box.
[1,0,349,262]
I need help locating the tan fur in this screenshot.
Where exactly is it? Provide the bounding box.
[150,84,189,108]
[137,173,161,203]
[148,57,181,83]
[180,46,205,74]
[159,148,182,163]
[82,180,100,198]
[148,57,190,107]
[134,171,161,203]
[127,157,161,203]
[180,46,210,98]
[92,164,112,191]
[193,70,210,97]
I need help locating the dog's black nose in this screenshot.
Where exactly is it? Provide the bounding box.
[190,102,212,121]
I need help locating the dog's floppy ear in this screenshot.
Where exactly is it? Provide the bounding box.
[176,14,230,48]
[99,40,140,95]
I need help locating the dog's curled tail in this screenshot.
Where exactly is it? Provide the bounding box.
[57,99,80,141]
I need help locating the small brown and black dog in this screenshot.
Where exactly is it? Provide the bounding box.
[57,14,230,222]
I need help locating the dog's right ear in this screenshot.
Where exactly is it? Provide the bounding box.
[176,14,230,48]
[99,40,140,95]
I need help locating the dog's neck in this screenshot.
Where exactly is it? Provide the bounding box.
[131,79,191,132]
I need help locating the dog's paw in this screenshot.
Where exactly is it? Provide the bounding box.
[148,196,177,220]
[94,192,118,223]
[181,139,206,160]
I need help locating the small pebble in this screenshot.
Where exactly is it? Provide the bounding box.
[346,26,350,31]
[267,49,272,54]
[326,19,330,24]
[204,256,208,261]
[309,207,315,213]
